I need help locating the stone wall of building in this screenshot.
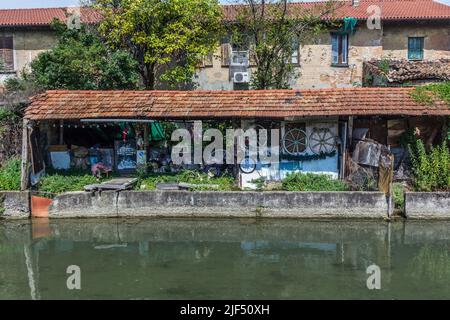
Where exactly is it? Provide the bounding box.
[382,22,450,61]
[194,21,450,90]
[0,29,57,82]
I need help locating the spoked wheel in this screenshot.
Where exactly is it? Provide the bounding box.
[239,157,256,174]
[309,128,337,155]
[283,128,307,155]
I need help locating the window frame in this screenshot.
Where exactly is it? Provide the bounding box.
[331,32,349,67]
[407,37,424,61]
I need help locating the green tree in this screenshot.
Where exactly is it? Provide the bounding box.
[94,0,223,89]
[30,21,139,90]
[231,0,339,89]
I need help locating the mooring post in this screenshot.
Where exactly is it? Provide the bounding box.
[21,119,30,191]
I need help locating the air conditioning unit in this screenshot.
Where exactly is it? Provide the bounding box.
[230,51,249,67]
[233,72,250,83]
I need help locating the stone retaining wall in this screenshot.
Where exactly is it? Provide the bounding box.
[3,190,449,220]
[48,190,388,219]
[0,191,30,219]
[405,192,450,219]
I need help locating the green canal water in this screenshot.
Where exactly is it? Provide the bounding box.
[0,218,449,300]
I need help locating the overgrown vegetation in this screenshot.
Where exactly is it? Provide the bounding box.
[29,21,140,90]
[95,0,223,89]
[392,182,405,209]
[410,81,450,106]
[281,172,349,191]
[408,139,450,192]
[36,170,103,194]
[0,109,23,164]
[138,170,236,191]
[0,158,21,191]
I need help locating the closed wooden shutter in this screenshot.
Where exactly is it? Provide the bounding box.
[408,37,424,60]
[0,36,14,71]
[221,43,231,67]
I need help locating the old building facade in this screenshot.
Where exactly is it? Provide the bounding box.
[0,1,449,88]
[197,0,450,89]
[0,7,99,84]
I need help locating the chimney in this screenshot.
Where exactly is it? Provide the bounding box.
[352,0,360,6]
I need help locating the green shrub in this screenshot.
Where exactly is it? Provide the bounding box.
[282,172,349,192]
[410,81,450,106]
[409,139,450,192]
[138,170,235,191]
[37,170,99,194]
[392,183,405,209]
[0,158,21,191]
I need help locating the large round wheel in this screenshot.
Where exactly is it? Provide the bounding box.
[283,129,307,155]
[239,157,256,174]
[309,128,337,155]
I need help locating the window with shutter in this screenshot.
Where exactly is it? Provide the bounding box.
[331,33,349,66]
[408,37,424,60]
[0,36,14,72]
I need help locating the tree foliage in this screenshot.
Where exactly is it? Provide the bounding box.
[94,0,224,89]
[30,21,140,90]
[231,0,339,89]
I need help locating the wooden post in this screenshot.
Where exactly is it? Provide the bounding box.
[387,153,394,219]
[21,119,30,191]
[348,116,354,143]
[144,123,149,149]
[59,120,64,145]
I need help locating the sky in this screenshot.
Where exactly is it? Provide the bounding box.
[0,0,448,9]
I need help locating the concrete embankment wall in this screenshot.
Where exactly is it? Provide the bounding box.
[0,191,30,219]
[2,190,449,220]
[405,192,450,219]
[48,190,388,219]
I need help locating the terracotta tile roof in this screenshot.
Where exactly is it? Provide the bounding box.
[24,88,450,121]
[0,1,449,27]
[223,0,450,21]
[365,59,450,83]
[0,7,101,27]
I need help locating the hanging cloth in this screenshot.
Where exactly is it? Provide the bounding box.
[149,121,165,141]
[342,17,358,35]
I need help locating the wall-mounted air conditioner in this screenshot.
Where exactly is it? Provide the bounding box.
[230,51,249,67]
[233,72,250,83]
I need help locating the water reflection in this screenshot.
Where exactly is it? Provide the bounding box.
[0,218,449,299]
